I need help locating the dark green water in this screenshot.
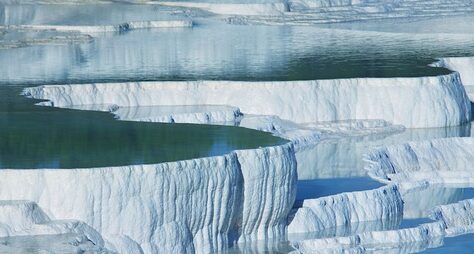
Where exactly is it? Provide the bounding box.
[0,85,285,169]
[1,5,474,169]
[2,24,470,84]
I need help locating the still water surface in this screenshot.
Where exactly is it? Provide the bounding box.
[1,10,474,168]
[2,3,474,253]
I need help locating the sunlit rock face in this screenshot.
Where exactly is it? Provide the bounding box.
[431,57,474,104]
[60,104,242,125]
[1,2,474,253]
[296,123,471,180]
[431,57,474,86]
[366,137,474,183]
[111,105,241,124]
[226,0,474,25]
[288,185,403,235]
[23,72,471,128]
[292,220,446,254]
[156,1,289,16]
[4,21,194,33]
[0,200,110,253]
[431,198,474,236]
[0,144,297,253]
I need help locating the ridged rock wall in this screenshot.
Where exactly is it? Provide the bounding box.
[365,137,474,183]
[23,73,472,128]
[0,144,297,253]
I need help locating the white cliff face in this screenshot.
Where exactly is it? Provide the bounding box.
[227,0,474,25]
[2,3,474,253]
[154,2,289,16]
[431,57,474,103]
[365,137,474,183]
[289,0,364,9]
[0,234,112,253]
[288,185,403,235]
[296,123,471,180]
[431,198,474,236]
[3,20,194,34]
[431,57,474,86]
[22,72,472,128]
[293,138,474,253]
[0,2,195,26]
[0,144,297,253]
[291,196,474,254]
[236,146,298,241]
[111,105,241,125]
[241,116,404,151]
[292,220,445,254]
[41,103,242,124]
[239,115,324,148]
[0,200,110,253]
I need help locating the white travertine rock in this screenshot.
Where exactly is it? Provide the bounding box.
[292,220,445,254]
[295,122,471,180]
[0,144,297,253]
[288,185,403,234]
[431,57,474,86]
[0,200,109,252]
[365,137,474,183]
[431,198,474,236]
[431,57,474,103]
[0,201,104,245]
[3,20,194,33]
[0,233,112,253]
[23,73,472,129]
[155,2,289,16]
[228,0,474,25]
[112,105,241,124]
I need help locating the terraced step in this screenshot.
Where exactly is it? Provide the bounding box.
[237,0,474,25]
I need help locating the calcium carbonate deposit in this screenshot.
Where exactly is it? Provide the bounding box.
[1,1,474,253]
[22,72,472,128]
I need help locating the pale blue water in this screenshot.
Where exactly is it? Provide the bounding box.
[296,177,384,203]
[424,233,474,254]
[2,3,474,253]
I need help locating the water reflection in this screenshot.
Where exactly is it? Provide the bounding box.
[296,123,472,180]
[2,21,474,85]
[0,85,284,169]
[403,185,474,219]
